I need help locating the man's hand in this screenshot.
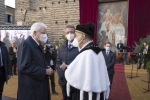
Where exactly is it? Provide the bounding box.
[7,75,11,80]
[60,62,68,71]
[46,67,53,75]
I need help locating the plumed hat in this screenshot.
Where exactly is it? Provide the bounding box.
[75,23,95,38]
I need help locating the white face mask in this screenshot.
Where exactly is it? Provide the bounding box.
[72,34,83,47]
[66,33,74,41]
[40,34,48,44]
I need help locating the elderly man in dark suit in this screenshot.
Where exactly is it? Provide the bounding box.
[102,42,116,89]
[17,22,53,100]
[0,33,11,100]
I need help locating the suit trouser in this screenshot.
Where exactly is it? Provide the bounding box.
[109,74,114,90]
[0,68,5,100]
[138,55,143,69]
[50,72,56,92]
[139,55,148,69]
[11,58,17,74]
[60,85,68,100]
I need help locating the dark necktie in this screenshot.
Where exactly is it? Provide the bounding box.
[68,44,72,50]
[106,52,109,56]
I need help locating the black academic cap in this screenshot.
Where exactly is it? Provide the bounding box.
[75,23,95,38]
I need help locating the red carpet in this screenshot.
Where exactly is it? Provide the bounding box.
[109,63,131,100]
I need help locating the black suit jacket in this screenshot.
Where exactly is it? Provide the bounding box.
[17,36,50,100]
[0,42,11,82]
[102,51,116,74]
[140,46,150,54]
[52,49,57,67]
[44,51,56,70]
[117,43,124,52]
[8,47,17,60]
[56,41,79,85]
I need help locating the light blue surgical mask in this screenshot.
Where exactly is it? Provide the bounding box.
[106,47,111,51]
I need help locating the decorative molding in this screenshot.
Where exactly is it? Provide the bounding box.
[99,0,127,3]
[0,26,30,30]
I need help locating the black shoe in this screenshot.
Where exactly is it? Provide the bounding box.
[52,91,58,95]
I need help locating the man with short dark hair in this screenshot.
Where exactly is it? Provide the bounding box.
[0,33,11,100]
[44,44,58,95]
[102,42,116,89]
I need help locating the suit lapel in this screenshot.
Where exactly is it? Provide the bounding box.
[38,45,47,66]
[38,45,45,58]
[105,51,112,58]
[28,36,47,67]
[109,51,113,57]
[1,46,4,62]
[103,51,108,59]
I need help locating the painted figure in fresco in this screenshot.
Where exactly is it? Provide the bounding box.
[99,10,125,52]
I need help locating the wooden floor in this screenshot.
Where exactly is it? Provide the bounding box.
[2,64,150,100]
[125,64,150,100]
[3,72,63,100]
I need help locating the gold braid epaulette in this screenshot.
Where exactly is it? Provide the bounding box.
[84,45,99,49]
[79,44,101,54]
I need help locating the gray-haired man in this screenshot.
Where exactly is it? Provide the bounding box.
[56,23,79,100]
[17,22,53,100]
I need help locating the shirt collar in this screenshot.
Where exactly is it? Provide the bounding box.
[106,51,110,53]
[79,41,92,52]
[31,36,39,45]
[68,42,73,46]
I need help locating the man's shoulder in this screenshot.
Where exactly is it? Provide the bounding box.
[110,51,116,55]
[59,43,66,50]
[59,41,74,50]
[18,38,31,50]
[102,51,105,53]
[0,42,6,48]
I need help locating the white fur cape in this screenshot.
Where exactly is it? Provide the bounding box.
[65,49,110,100]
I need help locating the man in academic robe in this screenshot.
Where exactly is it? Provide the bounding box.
[61,23,110,100]
[102,42,116,90]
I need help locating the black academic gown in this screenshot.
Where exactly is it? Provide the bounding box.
[67,42,105,100]
[69,86,104,100]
